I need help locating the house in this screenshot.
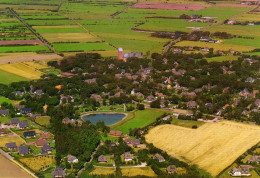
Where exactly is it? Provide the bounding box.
[255,99,260,108]
[181,92,196,98]
[10,118,20,125]
[33,89,44,95]
[6,142,17,150]
[205,103,214,108]
[187,101,197,108]
[245,77,255,83]
[20,108,32,114]
[98,155,107,163]
[135,92,144,98]
[17,121,29,129]
[66,154,78,163]
[146,95,155,102]
[52,167,66,178]
[35,139,47,147]
[227,20,237,25]
[41,132,51,140]
[230,165,253,176]
[248,155,260,163]
[13,91,25,97]
[41,145,52,154]
[109,130,122,137]
[23,131,36,138]
[124,152,133,161]
[167,165,177,173]
[84,78,97,84]
[0,129,9,136]
[108,142,117,147]
[117,47,142,61]
[60,72,75,78]
[90,94,102,101]
[153,154,165,162]
[0,109,9,116]
[19,146,29,155]
[132,139,140,147]
[59,95,74,104]
[14,105,25,111]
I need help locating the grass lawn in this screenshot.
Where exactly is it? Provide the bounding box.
[35,116,51,127]
[113,109,169,134]
[205,55,238,62]
[0,69,29,85]
[0,96,14,105]
[0,45,49,53]
[171,118,205,128]
[0,136,25,147]
[121,167,156,177]
[52,42,114,52]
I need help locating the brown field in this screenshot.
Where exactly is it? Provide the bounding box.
[19,155,55,172]
[90,167,115,175]
[42,33,101,43]
[132,3,210,10]
[0,40,42,46]
[0,53,62,65]
[121,167,156,177]
[215,4,256,8]
[0,155,30,178]
[145,121,260,177]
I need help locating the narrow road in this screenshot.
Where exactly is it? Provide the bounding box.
[8,8,58,54]
[163,37,181,54]
[94,163,147,168]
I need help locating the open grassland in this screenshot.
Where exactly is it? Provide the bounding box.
[0,155,30,178]
[0,69,28,85]
[35,116,51,127]
[42,33,101,43]
[205,55,239,62]
[0,45,49,53]
[0,63,44,80]
[113,109,169,134]
[121,167,156,177]
[0,136,25,147]
[171,118,205,128]
[146,121,260,177]
[175,41,256,52]
[234,12,260,21]
[53,43,114,52]
[19,155,55,172]
[223,37,260,48]
[0,97,14,105]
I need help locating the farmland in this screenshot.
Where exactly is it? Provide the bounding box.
[145,121,260,177]
[0,69,28,85]
[35,116,51,127]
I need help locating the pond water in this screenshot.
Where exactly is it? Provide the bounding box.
[83,113,125,125]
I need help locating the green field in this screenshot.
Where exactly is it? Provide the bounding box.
[35,116,51,127]
[171,117,205,128]
[0,69,28,85]
[35,27,85,33]
[113,109,169,134]
[205,55,239,62]
[0,97,14,105]
[52,42,114,52]
[0,45,49,53]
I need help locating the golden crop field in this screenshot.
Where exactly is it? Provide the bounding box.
[42,33,101,43]
[121,167,157,177]
[19,155,56,172]
[0,63,44,79]
[174,40,256,52]
[0,136,25,147]
[145,121,260,177]
[90,167,115,175]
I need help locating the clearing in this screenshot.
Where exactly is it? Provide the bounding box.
[145,120,260,177]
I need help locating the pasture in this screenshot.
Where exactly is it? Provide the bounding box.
[0,97,14,105]
[113,109,169,134]
[53,42,114,52]
[0,136,25,147]
[0,69,28,85]
[19,155,56,172]
[145,121,260,177]
[35,116,51,127]
[205,55,239,62]
[42,33,101,43]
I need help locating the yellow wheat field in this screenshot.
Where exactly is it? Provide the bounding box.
[145,121,260,177]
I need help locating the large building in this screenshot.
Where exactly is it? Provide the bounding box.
[117,47,142,61]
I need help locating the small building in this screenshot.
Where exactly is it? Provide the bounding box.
[109,130,122,137]
[17,121,29,129]
[230,165,253,176]
[6,142,17,150]
[41,145,52,154]
[0,109,9,116]
[187,101,197,108]
[10,118,20,125]
[98,155,107,163]
[124,152,133,161]
[52,167,66,178]
[153,154,165,162]
[23,131,36,138]
[66,154,79,163]
[245,77,255,83]
[167,165,177,173]
[20,108,32,114]
[146,95,155,102]
[19,146,29,155]
[35,139,47,147]
[41,132,51,140]
[0,129,9,136]
[248,155,260,163]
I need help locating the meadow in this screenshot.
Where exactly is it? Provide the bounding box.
[0,69,28,85]
[0,96,14,105]
[145,121,260,177]
[0,45,49,53]
[0,136,25,147]
[205,55,239,62]
[113,109,169,134]
[35,116,51,127]
[19,155,56,172]
[52,43,114,52]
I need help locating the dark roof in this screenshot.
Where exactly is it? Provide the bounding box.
[20,108,31,114]
[52,167,66,178]
[23,131,36,138]
[0,109,9,116]
[41,145,52,154]
[123,52,142,58]
[6,142,17,149]
[10,119,20,125]
[18,121,29,129]
[19,146,29,155]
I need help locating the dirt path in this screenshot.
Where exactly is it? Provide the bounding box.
[163,37,181,54]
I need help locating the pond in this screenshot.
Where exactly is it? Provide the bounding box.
[82,113,126,125]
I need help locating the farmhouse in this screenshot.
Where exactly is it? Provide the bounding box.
[98,155,107,163]
[167,165,177,173]
[248,155,260,163]
[153,154,165,162]
[23,131,36,138]
[109,130,122,137]
[230,165,253,176]
[6,142,17,150]
[52,167,66,178]
[19,146,29,155]
[124,152,133,161]
[117,47,142,61]
[66,154,78,163]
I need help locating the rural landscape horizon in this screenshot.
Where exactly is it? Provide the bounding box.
[0,0,259,177]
